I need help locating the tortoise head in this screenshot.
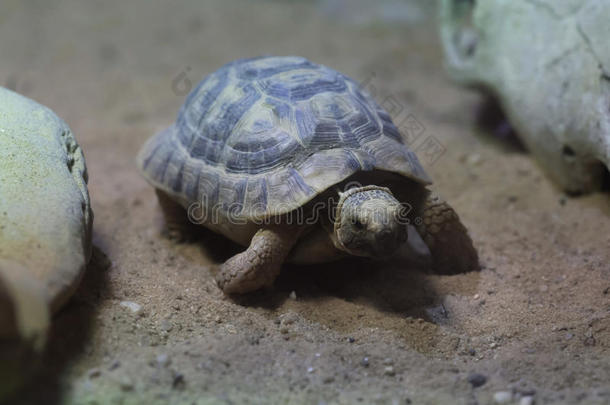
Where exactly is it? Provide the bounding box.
[333,186,408,258]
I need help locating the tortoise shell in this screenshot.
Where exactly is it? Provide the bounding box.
[137,56,431,219]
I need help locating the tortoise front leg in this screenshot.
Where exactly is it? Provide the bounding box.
[414,193,479,274]
[216,225,303,294]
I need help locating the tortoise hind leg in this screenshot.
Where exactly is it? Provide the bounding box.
[155,190,197,242]
[216,225,302,294]
[414,192,479,274]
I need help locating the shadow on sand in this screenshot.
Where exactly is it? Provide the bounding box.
[8,242,112,405]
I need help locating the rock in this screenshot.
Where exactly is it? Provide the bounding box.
[0,87,92,402]
[322,375,335,384]
[520,396,535,405]
[361,357,370,368]
[279,311,299,325]
[119,375,134,392]
[119,301,142,314]
[155,353,171,368]
[440,0,610,194]
[493,391,512,404]
[289,291,297,300]
[160,319,173,333]
[0,87,92,349]
[384,366,396,376]
[87,368,101,379]
[467,372,487,388]
[466,153,482,166]
[172,372,185,389]
[108,360,121,371]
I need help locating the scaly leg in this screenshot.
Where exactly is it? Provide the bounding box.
[415,193,478,274]
[216,225,302,294]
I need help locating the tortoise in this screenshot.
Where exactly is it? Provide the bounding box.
[137,56,478,294]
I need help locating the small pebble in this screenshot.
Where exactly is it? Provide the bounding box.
[289,291,297,300]
[108,360,121,371]
[322,375,335,383]
[119,376,134,392]
[520,396,535,405]
[119,301,142,314]
[361,357,370,367]
[307,367,315,373]
[382,358,394,366]
[467,372,487,388]
[518,388,537,397]
[466,153,482,166]
[156,353,171,368]
[160,319,173,333]
[172,372,185,389]
[279,312,298,325]
[348,337,355,343]
[384,366,395,376]
[87,368,101,379]
[473,294,480,300]
[493,391,512,404]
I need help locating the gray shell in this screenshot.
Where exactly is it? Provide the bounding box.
[137,56,431,219]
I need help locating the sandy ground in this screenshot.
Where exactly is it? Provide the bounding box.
[1,1,609,404]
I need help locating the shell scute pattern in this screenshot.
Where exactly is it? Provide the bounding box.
[138,56,431,219]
